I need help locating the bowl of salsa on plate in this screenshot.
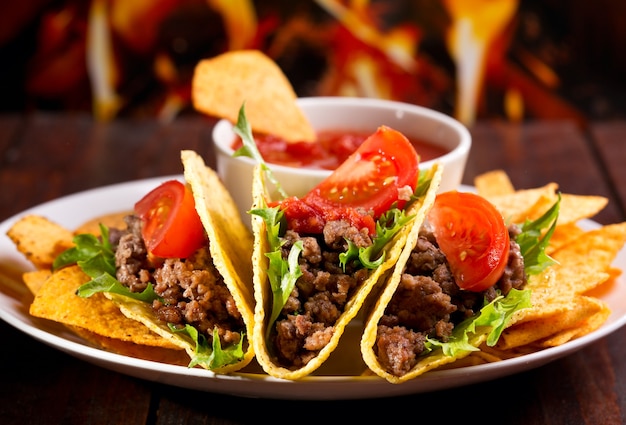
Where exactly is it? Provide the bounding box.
[213,97,471,226]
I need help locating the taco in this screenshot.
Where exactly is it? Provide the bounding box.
[249,124,443,379]
[54,150,256,373]
[360,190,560,383]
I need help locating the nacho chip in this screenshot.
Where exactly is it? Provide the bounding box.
[537,300,610,347]
[546,222,585,254]
[7,215,74,269]
[70,326,189,365]
[524,193,608,226]
[551,222,626,271]
[22,269,52,295]
[74,211,130,235]
[497,295,604,349]
[474,169,515,197]
[192,50,315,142]
[484,183,559,223]
[30,265,179,348]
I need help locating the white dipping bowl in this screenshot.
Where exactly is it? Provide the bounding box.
[213,97,471,227]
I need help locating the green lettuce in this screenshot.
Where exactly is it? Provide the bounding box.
[169,325,245,369]
[425,288,532,356]
[424,194,561,358]
[53,223,245,369]
[516,193,561,275]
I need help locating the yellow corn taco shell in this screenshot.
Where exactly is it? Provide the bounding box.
[360,176,499,384]
[106,150,256,374]
[251,163,443,379]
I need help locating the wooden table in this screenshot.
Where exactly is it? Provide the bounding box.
[1,113,625,424]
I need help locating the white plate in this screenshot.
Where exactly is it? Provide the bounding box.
[1,178,625,400]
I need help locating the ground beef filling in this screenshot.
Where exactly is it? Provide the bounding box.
[272,220,372,369]
[112,215,244,347]
[376,224,527,377]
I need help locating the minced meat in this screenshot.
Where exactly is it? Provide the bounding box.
[376,223,527,376]
[271,221,371,369]
[111,215,244,348]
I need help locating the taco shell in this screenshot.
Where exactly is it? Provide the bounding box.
[251,162,443,379]
[105,150,256,373]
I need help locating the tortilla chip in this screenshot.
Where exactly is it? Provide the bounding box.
[474,169,515,197]
[497,295,605,349]
[484,183,559,223]
[546,222,585,255]
[192,50,315,142]
[551,222,626,271]
[70,326,189,365]
[74,211,130,235]
[523,193,608,226]
[22,269,52,295]
[30,265,179,348]
[7,215,74,269]
[537,300,611,347]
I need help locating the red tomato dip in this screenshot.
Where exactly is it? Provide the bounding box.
[231,130,448,170]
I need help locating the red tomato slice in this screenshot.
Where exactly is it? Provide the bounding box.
[305,125,420,218]
[276,126,420,234]
[427,191,510,292]
[134,180,206,258]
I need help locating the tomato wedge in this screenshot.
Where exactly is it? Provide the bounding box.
[134,180,206,258]
[427,191,510,292]
[305,125,420,217]
[276,126,420,234]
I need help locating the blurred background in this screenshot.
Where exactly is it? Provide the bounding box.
[1,0,625,130]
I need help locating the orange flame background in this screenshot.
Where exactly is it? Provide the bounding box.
[1,0,625,130]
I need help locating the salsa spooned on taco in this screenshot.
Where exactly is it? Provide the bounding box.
[360,189,560,383]
[239,106,443,379]
[53,150,256,373]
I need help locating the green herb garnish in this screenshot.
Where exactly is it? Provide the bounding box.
[169,325,245,369]
[425,288,532,356]
[516,193,561,275]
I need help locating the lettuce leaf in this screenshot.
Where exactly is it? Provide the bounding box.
[425,288,531,357]
[339,207,414,270]
[169,325,245,369]
[54,223,245,368]
[250,201,304,337]
[516,193,561,275]
[53,224,116,276]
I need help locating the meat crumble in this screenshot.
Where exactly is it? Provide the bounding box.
[376,223,527,376]
[112,215,245,348]
[271,221,372,369]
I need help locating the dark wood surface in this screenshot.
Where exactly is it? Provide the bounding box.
[1,113,626,424]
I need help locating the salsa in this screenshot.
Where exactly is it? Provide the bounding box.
[231,129,448,170]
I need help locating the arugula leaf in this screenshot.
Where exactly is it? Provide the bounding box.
[232,103,288,199]
[339,207,414,270]
[52,223,160,303]
[169,325,245,369]
[53,224,116,277]
[426,288,531,356]
[56,223,245,368]
[338,170,433,271]
[516,193,561,275]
